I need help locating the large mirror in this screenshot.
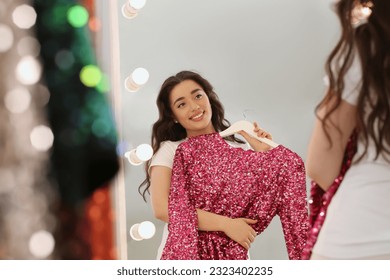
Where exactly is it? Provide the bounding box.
[109,0,339,259]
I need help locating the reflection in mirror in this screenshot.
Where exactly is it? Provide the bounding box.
[109,0,339,259]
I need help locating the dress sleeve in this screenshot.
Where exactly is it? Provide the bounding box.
[160,145,200,260]
[276,149,309,260]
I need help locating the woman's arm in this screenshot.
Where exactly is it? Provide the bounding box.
[196,209,257,249]
[149,166,171,222]
[306,96,357,191]
[150,165,257,249]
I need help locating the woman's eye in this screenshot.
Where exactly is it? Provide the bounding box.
[177,103,185,108]
[195,94,203,99]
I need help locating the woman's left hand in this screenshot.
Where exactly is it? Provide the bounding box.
[238,122,273,152]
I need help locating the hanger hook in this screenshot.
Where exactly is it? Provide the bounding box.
[242,109,254,121]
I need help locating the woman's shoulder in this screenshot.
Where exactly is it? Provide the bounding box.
[153,139,186,161]
[159,139,186,152]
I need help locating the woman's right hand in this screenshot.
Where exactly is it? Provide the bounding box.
[222,218,258,250]
[238,122,273,152]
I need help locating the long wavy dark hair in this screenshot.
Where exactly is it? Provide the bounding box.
[138,70,244,201]
[317,0,390,161]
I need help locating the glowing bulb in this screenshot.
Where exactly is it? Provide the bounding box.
[124,67,149,92]
[138,221,156,239]
[0,24,14,53]
[132,68,149,85]
[29,230,55,258]
[5,88,31,114]
[16,56,42,85]
[130,0,146,9]
[12,5,37,29]
[125,143,153,165]
[135,144,153,161]
[30,125,54,151]
[130,221,155,241]
[122,0,147,19]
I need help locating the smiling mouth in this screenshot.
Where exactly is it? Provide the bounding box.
[190,111,204,120]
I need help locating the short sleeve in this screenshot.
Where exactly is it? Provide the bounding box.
[149,141,179,172]
[342,56,361,106]
[324,56,361,106]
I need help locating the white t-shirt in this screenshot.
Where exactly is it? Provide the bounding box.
[313,57,390,259]
[149,137,249,259]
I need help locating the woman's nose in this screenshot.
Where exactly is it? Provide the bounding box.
[190,102,200,111]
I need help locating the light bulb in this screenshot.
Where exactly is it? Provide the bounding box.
[135,144,153,161]
[125,149,142,166]
[138,221,156,239]
[124,67,149,92]
[129,224,143,241]
[130,221,155,241]
[122,0,146,19]
[125,143,154,165]
[130,0,146,10]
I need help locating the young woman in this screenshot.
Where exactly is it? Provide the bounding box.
[138,70,273,259]
[306,0,390,259]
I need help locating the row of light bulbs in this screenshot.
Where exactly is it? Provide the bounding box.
[121,0,156,242]
[122,1,149,93]
[122,1,151,165]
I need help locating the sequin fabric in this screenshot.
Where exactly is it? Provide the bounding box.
[161,133,309,260]
[301,130,357,260]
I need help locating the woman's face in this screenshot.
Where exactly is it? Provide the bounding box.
[169,79,215,137]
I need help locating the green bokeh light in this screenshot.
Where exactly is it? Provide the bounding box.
[80,65,102,87]
[67,5,89,28]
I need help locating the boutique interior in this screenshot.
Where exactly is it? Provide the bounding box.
[0,0,339,259]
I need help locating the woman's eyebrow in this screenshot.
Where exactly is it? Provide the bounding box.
[190,88,202,94]
[172,96,184,106]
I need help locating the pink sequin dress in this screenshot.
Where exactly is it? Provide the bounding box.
[161,133,308,260]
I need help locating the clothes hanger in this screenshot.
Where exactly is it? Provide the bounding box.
[219,120,279,148]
